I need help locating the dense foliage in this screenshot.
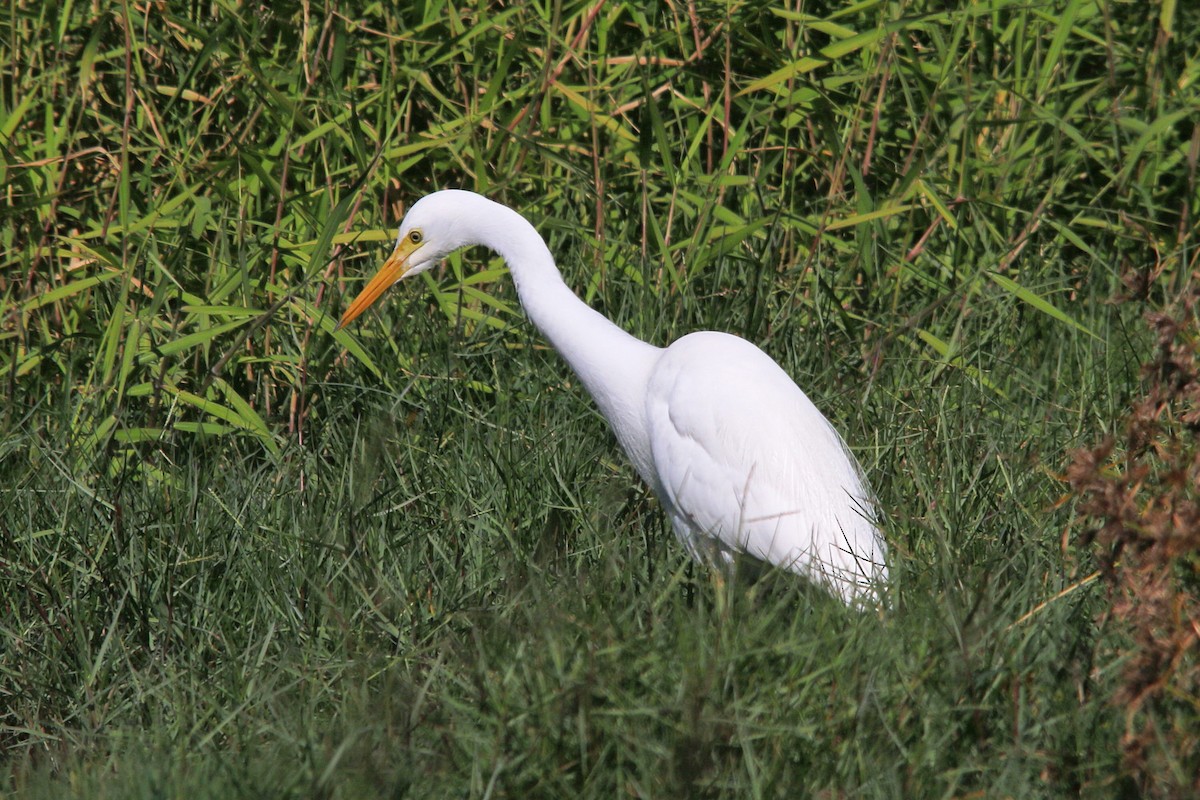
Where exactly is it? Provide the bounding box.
[2,0,1196,796]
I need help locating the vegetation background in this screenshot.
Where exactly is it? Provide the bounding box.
[2,0,1197,796]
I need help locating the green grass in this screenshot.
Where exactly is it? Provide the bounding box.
[2,0,1197,796]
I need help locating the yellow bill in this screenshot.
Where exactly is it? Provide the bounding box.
[336,236,422,329]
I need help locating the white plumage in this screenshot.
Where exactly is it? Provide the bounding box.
[338,190,887,605]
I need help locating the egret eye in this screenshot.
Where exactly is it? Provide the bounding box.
[408,230,423,245]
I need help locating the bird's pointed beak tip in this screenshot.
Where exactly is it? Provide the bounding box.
[337,242,418,329]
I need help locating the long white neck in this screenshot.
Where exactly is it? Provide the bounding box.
[469,199,662,485]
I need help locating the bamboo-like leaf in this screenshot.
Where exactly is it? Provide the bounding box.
[915,329,1008,399]
[553,83,638,143]
[157,318,255,357]
[180,305,263,317]
[20,271,123,313]
[740,14,943,95]
[214,378,279,453]
[1116,108,1193,184]
[1036,0,1084,99]
[111,427,168,444]
[825,204,917,231]
[165,385,280,455]
[1,90,37,142]
[987,271,1099,340]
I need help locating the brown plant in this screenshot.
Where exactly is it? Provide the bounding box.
[1068,269,1200,797]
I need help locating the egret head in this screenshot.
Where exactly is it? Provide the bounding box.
[337,190,486,329]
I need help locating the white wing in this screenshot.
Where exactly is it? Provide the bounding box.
[645,331,886,603]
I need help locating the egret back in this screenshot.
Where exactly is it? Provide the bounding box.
[644,331,885,602]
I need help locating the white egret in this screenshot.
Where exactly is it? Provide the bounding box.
[338,190,887,605]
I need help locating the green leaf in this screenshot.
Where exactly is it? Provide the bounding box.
[157,318,256,357]
[987,271,1098,340]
